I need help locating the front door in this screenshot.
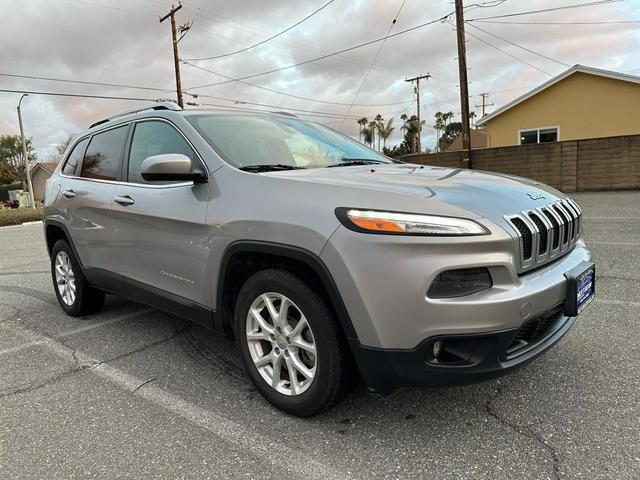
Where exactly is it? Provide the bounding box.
[109,119,211,308]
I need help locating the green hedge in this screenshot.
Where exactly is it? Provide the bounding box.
[0,207,44,227]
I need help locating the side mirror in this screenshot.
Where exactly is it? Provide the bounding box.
[140,153,207,183]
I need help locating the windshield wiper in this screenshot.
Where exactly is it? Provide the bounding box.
[239,164,303,172]
[327,159,387,168]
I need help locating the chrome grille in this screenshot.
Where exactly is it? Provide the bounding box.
[505,198,582,272]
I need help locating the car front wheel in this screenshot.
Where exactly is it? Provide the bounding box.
[235,269,349,416]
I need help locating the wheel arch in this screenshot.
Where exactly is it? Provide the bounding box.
[215,241,358,342]
[45,220,81,263]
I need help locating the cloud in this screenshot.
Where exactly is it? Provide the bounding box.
[0,0,637,157]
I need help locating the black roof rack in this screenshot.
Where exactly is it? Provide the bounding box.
[88,101,181,129]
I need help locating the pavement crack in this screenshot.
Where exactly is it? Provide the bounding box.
[0,364,92,401]
[97,324,188,366]
[484,385,561,480]
[131,377,157,393]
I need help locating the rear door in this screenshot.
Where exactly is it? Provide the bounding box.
[110,119,210,308]
[60,125,129,273]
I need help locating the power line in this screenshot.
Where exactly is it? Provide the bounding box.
[0,72,173,93]
[197,102,365,120]
[463,27,555,77]
[0,88,158,102]
[338,0,408,130]
[0,70,410,109]
[186,0,336,61]
[186,11,454,90]
[184,61,413,107]
[197,102,416,125]
[193,92,375,118]
[178,4,406,77]
[60,0,155,17]
[468,0,622,21]
[465,22,570,67]
[472,19,640,25]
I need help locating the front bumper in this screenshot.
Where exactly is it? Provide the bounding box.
[321,224,592,394]
[322,225,591,349]
[351,309,576,395]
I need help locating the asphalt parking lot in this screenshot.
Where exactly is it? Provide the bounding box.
[1,191,638,480]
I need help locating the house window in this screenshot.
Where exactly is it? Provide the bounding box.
[519,127,558,145]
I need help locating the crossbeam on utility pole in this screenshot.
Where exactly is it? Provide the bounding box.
[404,74,430,154]
[454,0,472,167]
[477,92,494,117]
[160,4,184,108]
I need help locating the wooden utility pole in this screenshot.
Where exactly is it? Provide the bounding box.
[454,0,472,167]
[404,74,430,154]
[160,4,184,108]
[478,92,494,117]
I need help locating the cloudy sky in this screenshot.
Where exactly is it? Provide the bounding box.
[1,0,639,160]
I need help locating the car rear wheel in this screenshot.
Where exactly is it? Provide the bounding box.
[235,269,349,416]
[51,240,105,316]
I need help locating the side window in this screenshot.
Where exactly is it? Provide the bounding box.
[80,125,128,181]
[62,138,88,175]
[128,121,196,183]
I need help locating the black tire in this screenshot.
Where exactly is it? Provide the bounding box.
[51,239,105,316]
[235,269,349,416]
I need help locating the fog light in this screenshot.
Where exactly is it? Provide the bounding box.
[433,340,443,359]
[428,267,493,299]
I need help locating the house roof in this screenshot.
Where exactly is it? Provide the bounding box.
[447,129,488,151]
[477,65,640,126]
[31,162,58,175]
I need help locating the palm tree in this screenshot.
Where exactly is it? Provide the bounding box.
[368,120,378,150]
[356,117,368,143]
[400,113,409,137]
[374,114,383,151]
[377,119,395,151]
[362,125,374,147]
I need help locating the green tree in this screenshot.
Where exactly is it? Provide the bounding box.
[433,111,454,152]
[374,114,383,151]
[377,118,394,150]
[356,117,368,143]
[438,121,463,152]
[362,125,374,147]
[0,134,37,186]
[56,134,75,158]
[384,113,422,155]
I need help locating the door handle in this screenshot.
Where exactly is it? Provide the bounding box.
[113,195,135,206]
[62,189,76,199]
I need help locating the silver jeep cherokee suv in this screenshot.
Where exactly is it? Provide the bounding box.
[44,102,595,416]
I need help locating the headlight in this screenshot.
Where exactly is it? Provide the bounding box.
[336,208,488,236]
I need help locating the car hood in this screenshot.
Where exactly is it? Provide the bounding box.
[270,163,565,220]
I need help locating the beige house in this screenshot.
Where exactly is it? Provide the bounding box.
[30,162,58,202]
[477,65,640,147]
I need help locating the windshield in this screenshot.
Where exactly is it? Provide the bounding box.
[186,113,392,169]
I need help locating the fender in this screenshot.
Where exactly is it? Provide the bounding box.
[216,241,358,340]
[44,219,78,258]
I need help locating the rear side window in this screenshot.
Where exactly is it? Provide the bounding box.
[80,126,128,181]
[62,138,88,176]
[127,121,196,184]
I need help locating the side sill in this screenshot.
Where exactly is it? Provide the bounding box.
[83,267,216,330]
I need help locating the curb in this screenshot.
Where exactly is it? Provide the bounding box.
[0,220,43,229]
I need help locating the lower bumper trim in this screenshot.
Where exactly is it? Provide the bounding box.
[349,315,576,396]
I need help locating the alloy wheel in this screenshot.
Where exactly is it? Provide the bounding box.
[55,251,76,306]
[246,292,317,396]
